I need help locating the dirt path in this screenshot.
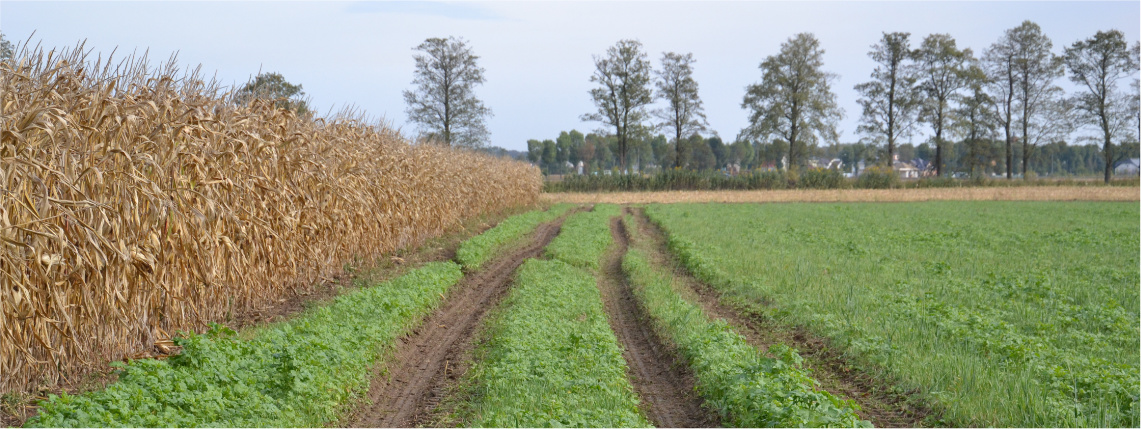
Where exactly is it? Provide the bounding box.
[345,219,565,428]
[597,215,716,428]
[627,208,931,428]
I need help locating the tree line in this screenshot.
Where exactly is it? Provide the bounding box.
[567,23,1139,182]
[11,21,1132,181]
[524,127,1122,179]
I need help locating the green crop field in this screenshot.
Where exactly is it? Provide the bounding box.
[646,201,1140,427]
[622,244,867,427]
[456,259,649,428]
[17,201,1139,428]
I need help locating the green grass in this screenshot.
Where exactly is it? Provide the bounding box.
[457,259,650,428]
[456,204,574,270]
[543,204,622,270]
[28,262,464,428]
[621,240,867,428]
[646,202,1140,427]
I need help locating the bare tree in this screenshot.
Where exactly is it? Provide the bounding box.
[854,32,919,167]
[654,52,708,169]
[1064,30,1140,183]
[915,34,974,176]
[742,33,842,170]
[404,36,492,148]
[582,39,654,172]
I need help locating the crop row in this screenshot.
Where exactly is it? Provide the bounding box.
[455,205,867,427]
[456,205,648,427]
[542,204,623,270]
[456,258,650,427]
[621,217,867,428]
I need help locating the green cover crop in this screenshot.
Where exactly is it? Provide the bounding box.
[543,204,622,270]
[459,259,650,428]
[457,204,574,270]
[621,246,868,428]
[29,262,464,428]
[646,202,1140,427]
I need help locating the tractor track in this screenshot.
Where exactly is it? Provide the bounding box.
[597,215,716,428]
[628,207,932,428]
[344,217,565,428]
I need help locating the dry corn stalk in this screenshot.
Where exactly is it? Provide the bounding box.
[0,44,541,394]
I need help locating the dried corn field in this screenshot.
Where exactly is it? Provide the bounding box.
[0,45,540,394]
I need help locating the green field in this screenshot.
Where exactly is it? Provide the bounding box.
[22,201,1138,428]
[29,262,465,427]
[622,242,867,427]
[646,201,1140,427]
[456,204,574,270]
[458,221,649,427]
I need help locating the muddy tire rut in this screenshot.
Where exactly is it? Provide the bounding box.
[628,208,931,428]
[598,216,716,428]
[345,218,564,428]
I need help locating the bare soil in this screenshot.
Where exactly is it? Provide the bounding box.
[627,207,932,428]
[597,215,716,428]
[343,217,566,428]
[542,186,1140,204]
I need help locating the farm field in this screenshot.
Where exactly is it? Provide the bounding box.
[7,5,1141,428]
[12,201,1139,428]
[454,258,649,427]
[646,201,1140,427]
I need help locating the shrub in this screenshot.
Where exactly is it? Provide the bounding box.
[799,168,844,189]
[854,165,899,189]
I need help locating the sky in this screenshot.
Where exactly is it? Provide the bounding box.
[2,1,1138,152]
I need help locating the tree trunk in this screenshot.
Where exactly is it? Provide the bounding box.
[1021,120,1029,179]
[935,137,942,177]
[935,115,944,177]
[887,140,895,167]
[788,125,798,171]
[1101,98,1112,184]
[676,129,682,169]
[1004,125,1012,179]
[1103,128,1113,184]
[619,104,629,173]
[887,69,896,168]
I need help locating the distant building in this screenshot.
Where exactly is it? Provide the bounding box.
[894,162,920,179]
[808,157,844,170]
[1115,158,1140,175]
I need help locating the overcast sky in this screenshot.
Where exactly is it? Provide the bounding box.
[3,1,1138,151]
